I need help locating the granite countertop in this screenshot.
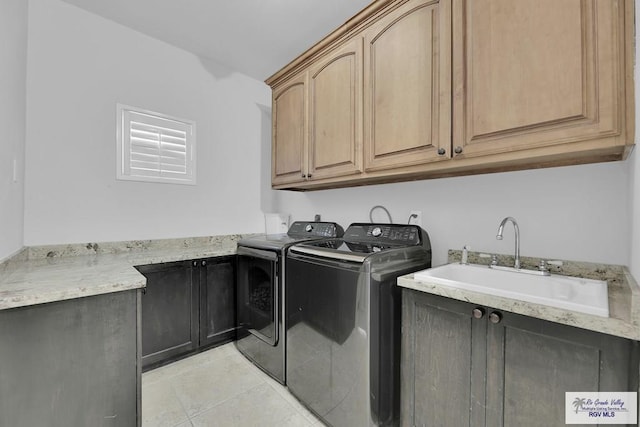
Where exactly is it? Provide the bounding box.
[398,250,640,341]
[0,234,246,311]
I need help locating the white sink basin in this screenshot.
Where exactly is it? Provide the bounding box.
[413,263,609,317]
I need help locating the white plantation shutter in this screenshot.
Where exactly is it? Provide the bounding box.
[117,104,196,185]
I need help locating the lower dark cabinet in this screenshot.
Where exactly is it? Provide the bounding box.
[198,257,236,347]
[0,290,140,427]
[137,256,236,370]
[401,289,640,427]
[137,260,198,369]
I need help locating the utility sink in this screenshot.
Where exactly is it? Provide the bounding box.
[413,263,609,318]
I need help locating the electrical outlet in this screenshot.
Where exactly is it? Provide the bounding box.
[409,210,422,226]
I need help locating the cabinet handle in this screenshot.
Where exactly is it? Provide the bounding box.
[454,146,463,154]
[192,261,198,267]
[302,174,307,178]
[201,260,207,266]
[472,307,485,319]
[489,311,502,324]
[307,173,312,178]
[437,148,446,156]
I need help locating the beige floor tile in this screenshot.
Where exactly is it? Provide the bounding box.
[263,377,319,423]
[143,343,327,426]
[153,343,239,380]
[141,377,190,427]
[142,365,169,387]
[277,412,314,426]
[190,383,298,427]
[171,352,265,417]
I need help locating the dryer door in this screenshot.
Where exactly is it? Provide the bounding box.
[236,247,279,346]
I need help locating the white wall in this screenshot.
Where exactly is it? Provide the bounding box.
[0,0,27,260]
[631,151,638,277]
[629,3,640,279]
[274,162,629,267]
[24,0,271,245]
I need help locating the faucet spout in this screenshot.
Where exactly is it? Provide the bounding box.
[496,217,520,269]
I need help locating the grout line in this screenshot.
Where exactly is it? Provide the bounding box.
[168,379,194,427]
[262,380,323,425]
[186,381,271,424]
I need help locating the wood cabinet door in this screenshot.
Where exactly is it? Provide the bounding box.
[364,0,452,172]
[452,0,630,159]
[308,37,363,180]
[485,309,639,427]
[401,290,487,427]
[272,71,308,186]
[199,256,236,348]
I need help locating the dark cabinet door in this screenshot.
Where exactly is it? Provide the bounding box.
[199,256,237,348]
[402,289,640,427]
[485,309,640,427]
[401,289,487,427]
[137,260,198,370]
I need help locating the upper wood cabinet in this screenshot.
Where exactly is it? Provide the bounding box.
[272,40,364,185]
[272,71,307,186]
[309,38,363,180]
[364,0,451,171]
[266,0,634,190]
[452,0,633,160]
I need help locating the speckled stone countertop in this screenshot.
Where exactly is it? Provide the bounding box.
[398,250,640,341]
[0,235,247,310]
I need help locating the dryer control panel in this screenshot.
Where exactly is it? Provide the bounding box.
[343,223,426,246]
[287,221,344,238]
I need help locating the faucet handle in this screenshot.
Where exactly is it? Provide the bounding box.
[538,259,548,272]
[541,259,563,269]
[461,245,470,264]
[539,259,563,275]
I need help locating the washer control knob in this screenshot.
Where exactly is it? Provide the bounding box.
[305,224,314,232]
[372,227,382,237]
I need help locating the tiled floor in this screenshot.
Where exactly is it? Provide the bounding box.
[142,343,326,427]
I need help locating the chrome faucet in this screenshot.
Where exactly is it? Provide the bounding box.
[496,217,520,269]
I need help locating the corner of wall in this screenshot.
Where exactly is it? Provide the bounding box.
[0,0,27,260]
[628,1,640,279]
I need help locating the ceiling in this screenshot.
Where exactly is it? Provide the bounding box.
[60,0,373,81]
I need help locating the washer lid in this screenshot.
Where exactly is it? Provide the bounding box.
[238,221,344,251]
[238,233,301,251]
